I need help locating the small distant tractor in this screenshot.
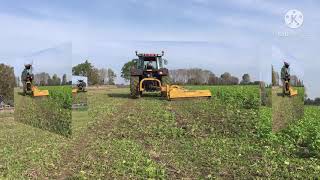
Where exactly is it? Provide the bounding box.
[77,80,87,92]
[72,79,87,94]
[130,51,211,100]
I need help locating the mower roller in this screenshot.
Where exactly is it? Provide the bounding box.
[130,51,212,100]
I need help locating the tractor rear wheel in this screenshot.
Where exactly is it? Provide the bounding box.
[130,76,140,98]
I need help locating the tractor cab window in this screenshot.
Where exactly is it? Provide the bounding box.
[143,57,158,70]
[144,61,157,70]
[26,69,32,75]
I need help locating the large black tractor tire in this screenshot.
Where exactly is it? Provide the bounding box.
[130,76,141,98]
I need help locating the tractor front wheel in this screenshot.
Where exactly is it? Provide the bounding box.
[130,76,141,98]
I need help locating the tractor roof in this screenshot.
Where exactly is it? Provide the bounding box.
[135,51,164,57]
[137,53,162,57]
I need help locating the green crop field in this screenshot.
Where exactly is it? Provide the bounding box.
[258,105,320,178]
[0,109,14,119]
[72,92,87,105]
[0,85,319,179]
[272,87,304,132]
[72,91,88,111]
[14,85,72,137]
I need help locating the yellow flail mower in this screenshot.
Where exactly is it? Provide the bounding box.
[31,86,49,97]
[72,88,78,94]
[24,84,49,97]
[283,77,298,97]
[161,85,212,100]
[130,51,211,100]
[23,78,49,97]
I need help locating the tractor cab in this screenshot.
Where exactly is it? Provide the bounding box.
[134,51,168,76]
[133,51,169,80]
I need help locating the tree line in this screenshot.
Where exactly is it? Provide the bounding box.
[16,73,70,86]
[169,68,259,85]
[33,73,70,86]
[72,60,117,85]
[305,97,320,106]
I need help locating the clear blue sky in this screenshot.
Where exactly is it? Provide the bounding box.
[0,0,319,98]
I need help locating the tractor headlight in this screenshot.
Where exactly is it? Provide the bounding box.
[159,71,163,75]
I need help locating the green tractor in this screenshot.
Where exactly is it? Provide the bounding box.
[130,51,170,98]
[129,51,212,100]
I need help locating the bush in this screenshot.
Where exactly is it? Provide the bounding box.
[15,85,72,137]
[0,64,15,106]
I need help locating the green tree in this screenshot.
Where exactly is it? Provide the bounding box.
[72,60,93,76]
[48,76,53,86]
[272,65,277,86]
[51,74,61,86]
[62,74,67,85]
[208,73,218,85]
[98,68,108,84]
[73,60,101,85]
[220,72,231,85]
[89,68,100,85]
[107,68,117,85]
[241,73,251,84]
[121,60,136,82]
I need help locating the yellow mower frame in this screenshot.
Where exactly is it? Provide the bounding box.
[31,86,49,97]
[139,77,212,100]
[161,85,212,100]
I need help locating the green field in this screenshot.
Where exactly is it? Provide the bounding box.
[0,85,319,179]
[0,110,14,119]
[272,87,304,132]
[258,105,320,177]
[14,86,72,137]
[72,91,88,111]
